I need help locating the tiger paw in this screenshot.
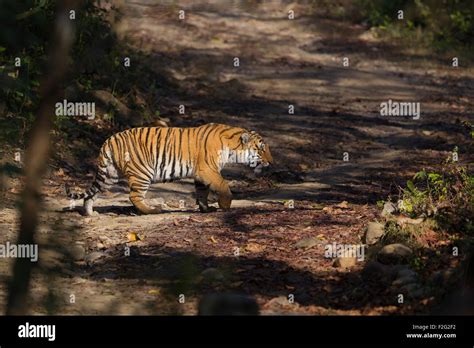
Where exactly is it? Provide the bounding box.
[199,206,217,213]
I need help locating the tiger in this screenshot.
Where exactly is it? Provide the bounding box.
[66,123,273,216]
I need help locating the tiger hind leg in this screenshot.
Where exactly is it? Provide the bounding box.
[84,194,99,216]
[83,159,119,216]
[129,179,162,214]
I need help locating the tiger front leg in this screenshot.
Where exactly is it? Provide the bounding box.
[216,183,232,210]
[194,179,217,213]
[195,171,232,211]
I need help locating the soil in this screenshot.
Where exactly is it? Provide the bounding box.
[0,0,472,315]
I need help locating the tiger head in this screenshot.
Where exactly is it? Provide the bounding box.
[240,130,273,173]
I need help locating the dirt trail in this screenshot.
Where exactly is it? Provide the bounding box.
[0,0,472,315]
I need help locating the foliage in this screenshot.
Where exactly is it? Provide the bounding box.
[398,153,474,233]
[0,0,116,147]
[356,0,474,51]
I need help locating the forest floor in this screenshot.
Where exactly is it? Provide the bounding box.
[0,1,473,315]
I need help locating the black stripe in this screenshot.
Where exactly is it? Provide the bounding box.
[125,130,155,179]
[160,129,171,180]
[177,128,183,177]
[154,130,162,177]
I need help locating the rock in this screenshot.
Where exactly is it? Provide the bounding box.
[381,202,397,217]
[411,288,425,298]
[64,83,83,101]
[201,267,224,282]
[399,283,424,298]
[362,261,397,285]
[397,268,418,279]
[198,293,259,315]
[286,273,303,283]
[153,118,169,127]
[294,237,320,249]
[41,249,64,267]
[358,28,382,43]
[128,245,140,257]
[70,245,85,261]
[365,222,385,245]
[85,251,105,264]
[333,257,357,268]
[429,268,456,286]
[396,216,424,227]
[392,275,418,287]
[266,296,295,307]
[90,90,143,126]
[378,243,413,264]
[99,235,111,243]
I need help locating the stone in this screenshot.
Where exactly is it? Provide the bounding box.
[64,84,81,101]
[392,275,418,287]
[365,222,385,245]
[429,268,456,286]
[70,245,85,261]
[333,257,357,268]
[201,268,224,282]
[294,237,320,249]
[381,202,397,217]
[198,293,259,315]
[396,216,424,226]
[397,268,418,279]
[266,296,294,307]
[362,261,396,283]
[378,243,413,264]
[85,251,105,264]
[399,283,424,298]
[99,235,111,242]
[90,90,143,126]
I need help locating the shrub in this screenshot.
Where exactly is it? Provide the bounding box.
[398,155,474,234]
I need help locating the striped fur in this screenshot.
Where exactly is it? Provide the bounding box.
[66,123,273,215]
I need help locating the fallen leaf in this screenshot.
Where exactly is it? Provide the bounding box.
[189,217,202,223]
[128,232,142,242]
[337,201,349,209]
[245,242,265,253]
[147,289,160,295]
[210,236,218,244]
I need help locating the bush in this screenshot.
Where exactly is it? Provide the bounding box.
[398,155,474,234]
[0,0,116,147]
[356,0,474,50]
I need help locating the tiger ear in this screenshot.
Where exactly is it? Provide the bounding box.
[241,132,250,144]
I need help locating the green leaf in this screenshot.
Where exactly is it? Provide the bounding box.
[414,170,427,180]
